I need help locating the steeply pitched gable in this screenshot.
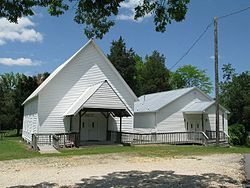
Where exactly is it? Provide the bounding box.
[23,39,138,105]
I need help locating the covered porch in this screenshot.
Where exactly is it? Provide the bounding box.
[61,80,132,147]
[182,100,229,142]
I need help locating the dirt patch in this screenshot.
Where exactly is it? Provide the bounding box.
[0,153,245,187]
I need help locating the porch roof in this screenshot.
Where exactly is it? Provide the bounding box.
[182,100,215,114]
[63,80,131,117]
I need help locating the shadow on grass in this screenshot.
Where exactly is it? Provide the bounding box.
[8,170,242,188]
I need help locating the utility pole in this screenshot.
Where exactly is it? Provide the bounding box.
[214,17,220,146]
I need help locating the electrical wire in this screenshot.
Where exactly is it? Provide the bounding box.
[169,22,212,70]
[169,5,250,70]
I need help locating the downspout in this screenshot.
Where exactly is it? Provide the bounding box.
[201,112,204,132]
[155,111,157,132]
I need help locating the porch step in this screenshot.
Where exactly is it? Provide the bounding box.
[38,145,60,154]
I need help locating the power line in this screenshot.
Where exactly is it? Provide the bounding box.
[169,22,212,70]
[170,5,250,70]
[218,6,250,20]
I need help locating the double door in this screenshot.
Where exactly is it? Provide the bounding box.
[187,120,202,132]
[80,118,98,141]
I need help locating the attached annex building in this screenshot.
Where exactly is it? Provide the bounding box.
[22,39,137,144]
[134,87,229,135]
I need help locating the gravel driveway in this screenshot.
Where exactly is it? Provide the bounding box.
[0,153,245,187]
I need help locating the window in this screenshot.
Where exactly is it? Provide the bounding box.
[92,122,95,128]
[187,122,189,130]
[197,124,199,128]
[82,122,84,128]
[191,124,193,129]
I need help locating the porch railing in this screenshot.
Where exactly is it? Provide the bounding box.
[205,130,229,141]
[53,132,79,149]
[109,131,209,145]
[32,132,79,151]
[32,133,53,150]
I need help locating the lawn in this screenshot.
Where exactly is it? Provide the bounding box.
[0,137,40,161]
[1,136,250,161]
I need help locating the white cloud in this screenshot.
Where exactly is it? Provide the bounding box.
[0,58,41,66]
[120,0,142,9]
[117,0,151,22]
[210,55,223,60]
[0,17,43,45]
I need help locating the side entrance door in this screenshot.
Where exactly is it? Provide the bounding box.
[189,120,202,132]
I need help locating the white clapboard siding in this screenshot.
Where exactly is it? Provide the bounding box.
[108,116,133,132]
[22,97,38,142]
[37,41,134,134]
[156,90,210,132]
[134,112,155,129]
[84,81,128,109]
[205,104,228,133]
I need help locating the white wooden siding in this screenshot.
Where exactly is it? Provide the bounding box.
[134,112,155,129]
[22,97,38,142]
[38,43,134,134]
[156,90,210,132]
[109,116,133,132]
[84,81,128,109]
[204,104,228,133]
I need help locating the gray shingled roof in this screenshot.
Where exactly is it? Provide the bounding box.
[134,87,196,113]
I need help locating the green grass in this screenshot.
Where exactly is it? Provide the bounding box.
[0,137,40,160]
[1,136,250,161]
[60,144,250,158]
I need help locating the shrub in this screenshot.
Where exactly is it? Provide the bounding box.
[228,124,247,145]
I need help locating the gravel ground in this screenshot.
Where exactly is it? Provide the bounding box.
[0,153,245,188]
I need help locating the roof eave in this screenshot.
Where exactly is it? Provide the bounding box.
[22,39,94,105]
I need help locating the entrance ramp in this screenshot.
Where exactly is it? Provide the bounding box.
[38,145,60,154]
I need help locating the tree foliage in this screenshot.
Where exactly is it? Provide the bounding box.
[0,0,190,39]
[0,72,49,134]
[170,64,212,94]
[228,124,247,145]
[141,51,171,94]
[108,37,137,94]
[220,65,250,131]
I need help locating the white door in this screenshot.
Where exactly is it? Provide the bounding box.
[80,118,98,141]
[189,120,201,132]
[87,118,98,141]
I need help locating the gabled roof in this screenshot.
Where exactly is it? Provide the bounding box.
[134,87,212,113]
[63,82,103,116]
[182,99,215,114]
[63,80,131,116]
[22,39,138,105]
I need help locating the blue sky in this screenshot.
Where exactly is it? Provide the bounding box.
[0,0,249,94]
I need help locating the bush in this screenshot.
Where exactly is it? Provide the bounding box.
[228,124,247,145]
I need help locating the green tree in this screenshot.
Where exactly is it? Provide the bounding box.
[0,73,17,131]
[0,0,190,39]
[0,72,49,134]
[142,51,171,94]
[108,37,137,94]
[170,65,212,94]
[134,54,144,96]
[220,63,237,107]
[220,68,250,130]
